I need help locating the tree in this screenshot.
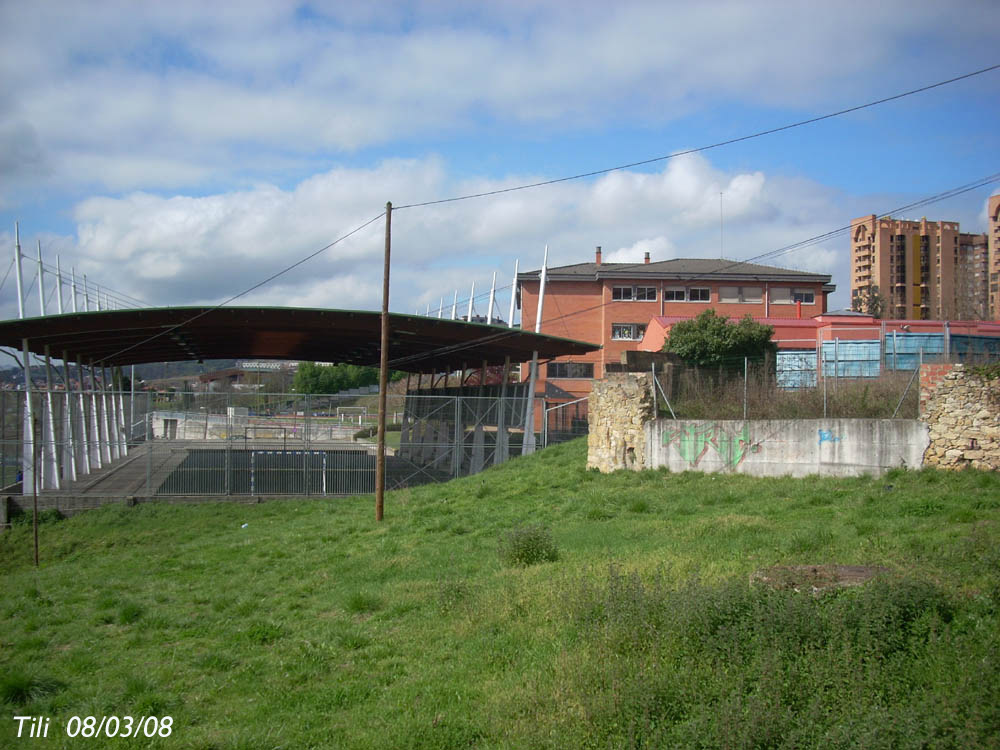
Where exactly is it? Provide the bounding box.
[291,362,403,394]
[663,309,776,368]
[852,283,885,319]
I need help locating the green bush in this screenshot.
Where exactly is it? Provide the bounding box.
[551,566,995,749]
[498,524,559,567]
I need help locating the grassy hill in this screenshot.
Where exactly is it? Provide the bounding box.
[2,438,999,748]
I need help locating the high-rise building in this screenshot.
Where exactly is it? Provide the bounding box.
[851,214,990,320]
[989,195,1000,319]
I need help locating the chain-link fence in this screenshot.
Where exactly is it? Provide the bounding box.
[2,388,532,498]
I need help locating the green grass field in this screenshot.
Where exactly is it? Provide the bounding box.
[2,438,999,748]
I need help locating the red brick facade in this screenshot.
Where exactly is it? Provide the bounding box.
[518,255,833,401]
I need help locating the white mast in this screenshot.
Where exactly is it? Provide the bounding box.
[507,259,518,329]
[486,271,496,325]
[36,240,46,316]
[14,222,24,319]
[56,257,65,315]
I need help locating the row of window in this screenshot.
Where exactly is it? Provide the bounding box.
[610,323,647,341]
[610,285,814,304]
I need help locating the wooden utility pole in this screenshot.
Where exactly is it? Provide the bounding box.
[375,202,391,522]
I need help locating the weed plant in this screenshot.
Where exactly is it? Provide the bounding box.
[497,524,560,566]
[667,366,920,419]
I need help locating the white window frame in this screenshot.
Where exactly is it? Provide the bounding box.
[663,287,686,302]
[688,287,711,302]
[792,288,815,304]
[612,285,657,302]
[611,323,647,341]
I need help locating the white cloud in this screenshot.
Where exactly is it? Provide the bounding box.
[0,153,860,323]
[2,0,998,199]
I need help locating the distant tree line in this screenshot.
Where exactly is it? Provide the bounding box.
[292,362,404,394]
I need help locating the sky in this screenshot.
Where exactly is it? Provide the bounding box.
[1,0,999,327]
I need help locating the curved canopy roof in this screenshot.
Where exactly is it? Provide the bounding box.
[0,306,599,371]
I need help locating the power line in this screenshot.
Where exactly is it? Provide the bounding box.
[394,63,1000,211]
[387,172,1000,368]
[102,211,387,363]
[37,64,1000,368]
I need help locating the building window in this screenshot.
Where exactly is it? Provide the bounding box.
[688,287,710,302]
[719,286,762,303]
[612,286,656,301]
[548,362,595,379]
[792,289,815,304]
[770,287,792,304]
[663,287,686,301]
[611,323,646,341]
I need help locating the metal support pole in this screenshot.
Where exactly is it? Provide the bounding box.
[522,246,547,454]
[22,339,34,499]
[62,352,77,483]
[743,356,748,421]
[14,222,25,319]
[375,202,391,522]
[508,259,519,328]
[495,356,510,465]
[467,281,475,322]
[36,240,46,317]
[76,357,90,474]
[56,257,64,314]
[42,346,60,489]
[487,271,496,324]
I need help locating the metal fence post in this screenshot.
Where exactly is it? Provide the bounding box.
[452,396,462,478]
[145,411,152,495]
[743,356,748,420]
[225,392,231,495]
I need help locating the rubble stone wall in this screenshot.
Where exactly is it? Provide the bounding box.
[587,373,656,472]
[920,363,1000,470]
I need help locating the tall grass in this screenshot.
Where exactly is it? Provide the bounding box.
[1,438,997,748]
[667,365,919,420]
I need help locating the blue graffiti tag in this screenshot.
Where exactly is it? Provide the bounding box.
[818,429,843,445]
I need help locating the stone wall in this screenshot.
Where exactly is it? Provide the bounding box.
[587,373,656,472]
[920,363,1000,470]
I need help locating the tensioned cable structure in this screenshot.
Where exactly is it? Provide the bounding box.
[101,211,387,363]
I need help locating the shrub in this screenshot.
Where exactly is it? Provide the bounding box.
[352,423,402,440]
[0,671,64,705]
[498,524,559,567]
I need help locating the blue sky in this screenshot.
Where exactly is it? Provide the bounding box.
[1,1,998,323]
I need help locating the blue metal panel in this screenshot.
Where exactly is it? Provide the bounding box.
[884,333,944,371]
[820,340,881,378]
[777,350,817,389]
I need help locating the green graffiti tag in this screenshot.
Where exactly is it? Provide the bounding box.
[662,423,759,468]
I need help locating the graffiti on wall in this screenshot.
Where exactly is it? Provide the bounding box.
[662,423,760,468]
[818,429,843,446]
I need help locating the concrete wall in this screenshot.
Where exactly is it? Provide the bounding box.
[586,373,930,477]
[149,411,359,441]
[646,418,928,478]
[921,363,1000,470]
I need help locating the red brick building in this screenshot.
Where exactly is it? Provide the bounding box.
[517,247,834,400]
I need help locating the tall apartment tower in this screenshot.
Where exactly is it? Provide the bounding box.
[851,214,990,320]
[990,194,1000,319]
